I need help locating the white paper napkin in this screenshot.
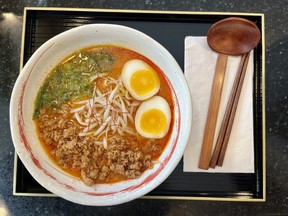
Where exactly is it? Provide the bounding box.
[183,36,254,173]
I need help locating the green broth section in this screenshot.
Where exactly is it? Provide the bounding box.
[33,48,115,119]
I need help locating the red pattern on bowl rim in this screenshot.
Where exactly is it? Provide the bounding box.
[10,24,191,205]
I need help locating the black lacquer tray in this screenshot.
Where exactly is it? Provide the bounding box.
[14,7,266,201]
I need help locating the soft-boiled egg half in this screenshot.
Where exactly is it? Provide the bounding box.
[121,59,160,101]
[135,96,171,139]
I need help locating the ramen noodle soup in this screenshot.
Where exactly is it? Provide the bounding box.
[34,45,174,186]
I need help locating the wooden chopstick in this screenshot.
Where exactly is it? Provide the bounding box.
[209,53,248,168]
[209,52,251,168]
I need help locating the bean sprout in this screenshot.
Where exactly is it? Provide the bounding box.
[71,75,140,148]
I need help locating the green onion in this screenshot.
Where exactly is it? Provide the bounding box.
[33,49,115,119]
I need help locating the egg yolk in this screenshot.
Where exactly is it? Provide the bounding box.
[140,108,167,135]
[130,69,160,96]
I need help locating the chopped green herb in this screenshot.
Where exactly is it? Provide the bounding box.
[33,49,115,119]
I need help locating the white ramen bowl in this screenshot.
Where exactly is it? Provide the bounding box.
[10,24,192,206]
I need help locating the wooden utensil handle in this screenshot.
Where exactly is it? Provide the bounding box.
[216,52,250,166]
[198,53,228,170]
[209,53,248,168]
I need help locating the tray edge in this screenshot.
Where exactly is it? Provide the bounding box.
[13,7,266,202]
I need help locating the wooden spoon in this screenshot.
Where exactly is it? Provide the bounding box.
[198,17,261,170]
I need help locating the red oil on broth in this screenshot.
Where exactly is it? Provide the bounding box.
[34,45,174,185]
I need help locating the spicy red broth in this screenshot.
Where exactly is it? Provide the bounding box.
[34,45,174,185]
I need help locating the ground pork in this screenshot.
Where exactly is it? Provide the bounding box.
[37,108,160,186]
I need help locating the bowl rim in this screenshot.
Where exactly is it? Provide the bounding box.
[9,23,192,206]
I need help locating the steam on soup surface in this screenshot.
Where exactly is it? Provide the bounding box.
[34,45,174,186]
